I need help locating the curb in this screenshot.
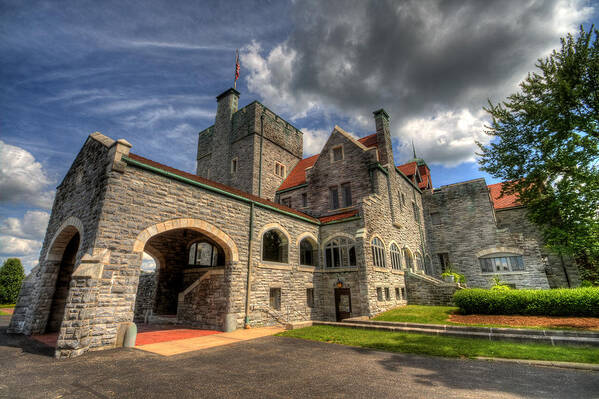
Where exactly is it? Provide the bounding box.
[475,356,599,371]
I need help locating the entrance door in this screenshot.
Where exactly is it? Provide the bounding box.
[334,288,352,321]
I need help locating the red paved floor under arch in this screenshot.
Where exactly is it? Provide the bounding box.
[135,324,221,346]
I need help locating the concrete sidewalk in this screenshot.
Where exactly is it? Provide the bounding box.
[135,326,284,356]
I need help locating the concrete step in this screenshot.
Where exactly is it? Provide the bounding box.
[342,319,599,339]
[312,321,599,347]
[147,314,180,325]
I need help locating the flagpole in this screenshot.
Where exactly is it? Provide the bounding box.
[234,49,237,90]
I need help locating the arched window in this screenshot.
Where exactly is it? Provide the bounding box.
[403,248,414,271]
[325,237,356,268]
[262,229,288,263]
[189,241,224,266]
[415,253,424,271]
[390,243,402,270]
[371,237,386,268]
[299,238,318,266]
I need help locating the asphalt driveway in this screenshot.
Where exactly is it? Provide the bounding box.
[1,315,598,399]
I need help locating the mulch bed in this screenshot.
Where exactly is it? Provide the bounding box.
[0,308,14,315]
[449,314,599,330]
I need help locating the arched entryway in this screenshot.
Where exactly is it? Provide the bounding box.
[46,232,80,333]
[132,219,238,332]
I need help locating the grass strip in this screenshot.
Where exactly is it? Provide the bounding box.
[278,325,599,364]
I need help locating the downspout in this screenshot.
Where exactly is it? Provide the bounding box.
[385,168,396,224]
[244,202,255,328]
[559,253,571,288]
[257,113,265,197]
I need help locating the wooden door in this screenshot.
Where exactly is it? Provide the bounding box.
[334,288,352,321]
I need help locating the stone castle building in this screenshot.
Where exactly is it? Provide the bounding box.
[9,87,578,358]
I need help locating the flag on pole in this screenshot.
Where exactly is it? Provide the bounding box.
[234,49,240,88]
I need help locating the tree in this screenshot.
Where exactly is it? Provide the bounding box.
[0,258,26,304]
[478,26,599,284]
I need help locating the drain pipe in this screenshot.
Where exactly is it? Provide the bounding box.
[258,113,265,197]
[244,202,255,328]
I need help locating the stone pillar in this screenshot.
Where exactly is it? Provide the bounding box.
[55,253,104,359]
[373,109,394,167]
[210,88,240,185]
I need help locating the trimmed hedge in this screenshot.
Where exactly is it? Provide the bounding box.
[453,287,599,317]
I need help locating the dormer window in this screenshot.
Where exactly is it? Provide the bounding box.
[331,145,344,162]
[275,162,286,178]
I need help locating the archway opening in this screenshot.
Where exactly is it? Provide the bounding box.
[45,232,80,333]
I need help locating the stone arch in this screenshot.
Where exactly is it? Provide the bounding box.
[297,232,318,267]
[132,218,239,263]
[257,222,291,244]
[259,223,290,264]
[296,232,318,247]
[321,232,355,249]
[476,246,524,258]
[46,216,84,261]
[143,243,164,271]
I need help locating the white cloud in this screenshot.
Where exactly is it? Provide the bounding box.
[141,252,156,272]
[0,211,49,274]
[301,128,330,157]
[122,106,214,127]
[122,40,233,51]
[0,211,49,240]
[398,109,489,167]
[243,0,594,166]
[0,141,55,209]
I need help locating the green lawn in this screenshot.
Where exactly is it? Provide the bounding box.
[278,325,599,364]
[374,305,458,324]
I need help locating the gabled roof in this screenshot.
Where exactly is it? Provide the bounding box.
[278,154,319,191]
[397,161,418,177]
[277,130,379,193]
[488,182,520,210]
[126,153,319,223]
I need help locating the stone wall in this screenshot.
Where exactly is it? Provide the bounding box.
[495,208,579,287]
[405,272,461,306]
[133,272,156,323]
[423,179,550,289]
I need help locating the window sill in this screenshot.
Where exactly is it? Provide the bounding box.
[326,205,356,213]
[298,265,317,272]
[258,262,292,271]
[316,267,358,273]
[374,267,389,273]
[391,269,404,275]
[392,222,402,229]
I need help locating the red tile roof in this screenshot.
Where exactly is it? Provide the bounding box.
[397,162,418,177]
[126,153,319,223]
[357,133,378,149]
[278,154,319,191]
[319,209,359,223]
[488,182,520,209]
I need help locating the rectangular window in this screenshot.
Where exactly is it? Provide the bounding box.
[479,255,525,273]
[401,192,406,206]
[281,197,291,208]
[430,212,441,225]
[384,287,390,301]
[395,287,401,300]
[398,191,403,210]
[341,183,352,207]
[231,158,238,174]
[332,145,343,162]
[329,186,339,209]
[275,162,286,178]
[438,253,450,270]
[269,288,281,310]
[401,287,406,299]
[376,287,383,301]
[306,288,314,308]
[302,193,307,207]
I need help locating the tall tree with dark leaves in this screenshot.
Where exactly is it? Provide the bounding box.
[478,26,599,285]
[0,258,26,304]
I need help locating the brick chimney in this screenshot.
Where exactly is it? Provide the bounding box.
[373,109,394,166]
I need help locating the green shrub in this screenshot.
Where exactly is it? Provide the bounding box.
[453,287,599,317]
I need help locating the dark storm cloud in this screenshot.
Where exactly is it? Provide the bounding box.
[244,0,593,165]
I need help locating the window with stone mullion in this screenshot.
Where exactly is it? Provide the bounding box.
[371,237,386,268]
[390,244,402,270]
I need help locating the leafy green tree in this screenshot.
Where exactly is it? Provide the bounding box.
[478,26,599,284]
[0,258,26,304]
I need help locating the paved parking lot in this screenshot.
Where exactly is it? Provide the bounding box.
[1,316,598,399]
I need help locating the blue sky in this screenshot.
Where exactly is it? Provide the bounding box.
[1,0,597,272]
